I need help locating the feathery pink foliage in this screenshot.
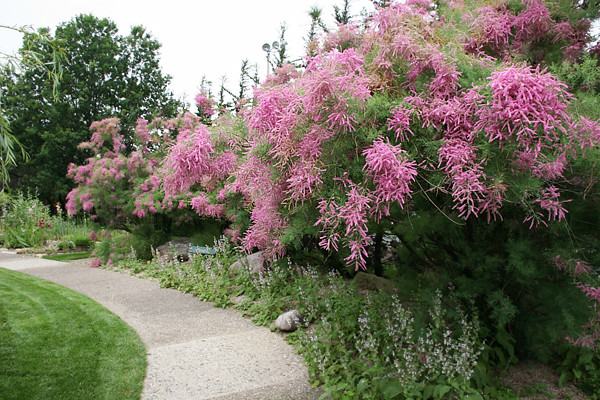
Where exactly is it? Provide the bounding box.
[363,138,417,218]
[479,184,506,222]
[323,23,362,52]
[338,183,372,271]
[135,118,150,144]
[451,167,487,219]
[466,6,513,55]
[191,193,224,218]
[162,124,214,196]
[195,93,215,118]
[387,106,413,141]
[264,63,300,87]
[315,199,341,252]
[537,185,568,222]
[578,285,600,303]
[576,117,600,150]
[513,0,552,46]
[286,161,323,202]
[476,66,571,156]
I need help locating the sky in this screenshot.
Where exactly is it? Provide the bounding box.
[2,0,374,105]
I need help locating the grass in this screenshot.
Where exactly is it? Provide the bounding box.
[42,251,92,261]
[0,268,146,400]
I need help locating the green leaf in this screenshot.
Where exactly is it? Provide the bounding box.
[380,379,404,399]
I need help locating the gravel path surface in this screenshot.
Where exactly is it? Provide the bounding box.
[0,251,317,400]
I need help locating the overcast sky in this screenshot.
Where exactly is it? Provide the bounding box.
[4,1,599,107]
[3,0,373,105]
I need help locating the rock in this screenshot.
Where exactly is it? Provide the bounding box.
[230,295,247,305]
[45,240,61,251]
[275,310,303,332]
[156,239,192,263]
[354,271,397,294]
[230,251,265,274]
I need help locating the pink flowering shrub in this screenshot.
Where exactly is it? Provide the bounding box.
[466,0,592,62]
[67,0,600,276]
[66,1,600,389]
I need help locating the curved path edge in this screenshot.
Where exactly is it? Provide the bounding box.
[0,251,317,400]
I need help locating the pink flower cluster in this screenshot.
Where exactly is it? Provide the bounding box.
[315,181,374,271]
[363,139,417,219]
[465,6,513,55]
[195,93,215,119]
[467,0,588,61]
[477,66,571,155]
[162,124,214,196]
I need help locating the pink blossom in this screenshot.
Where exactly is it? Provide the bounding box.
[479,183,506,222]
[264,63,300,86]
[466,6,513,55]
[578,284,600,303]
[163,125,214,196]
[323,23,361,52]
[315,198,341,252]
[512,0,552,47]
[338,183,373,271]
[65,189,79,216]
[82,201,94,212]
[135,118,150,144]
[574,260,592,276]
[536,185,568,224]
[195,93,215,118]
[363,138,417,218]
[438,139,477,174]
[451,167,487,219]
[286,161,323,202]
[476,66,571,156]
[532,154,567,180]
[387,106,413,141]
[576,118,600,150]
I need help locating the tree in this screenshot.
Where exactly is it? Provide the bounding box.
[1,15,181,204]
[333,0,352,24]
[306,7,329,56]
[0,25,64,189]
[274,23,288,68]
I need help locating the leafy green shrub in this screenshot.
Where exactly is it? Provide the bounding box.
[559,346,600,399]
[0,192,51,248]
[129,221,169,260]
[93,230,134,266]
[57,240,75,251]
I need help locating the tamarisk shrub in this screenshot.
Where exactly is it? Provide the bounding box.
[68,0,600,384]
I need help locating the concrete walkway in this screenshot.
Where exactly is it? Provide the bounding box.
[0,251,317,400]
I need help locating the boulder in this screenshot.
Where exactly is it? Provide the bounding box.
[230,251,265,274]
[45,240,61,251]
[230,295,247,305]
[354,271,397,294]
[156,239,192,263]
[275,310,303,332]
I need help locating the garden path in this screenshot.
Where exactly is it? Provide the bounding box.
[0,251,317,400]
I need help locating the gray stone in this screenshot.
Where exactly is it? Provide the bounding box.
[231,295,248,305]
[354,271,397,294]
[156,239,192,263]
[275,310,303,332]
[230,251,266,274]
[45,240,61,251]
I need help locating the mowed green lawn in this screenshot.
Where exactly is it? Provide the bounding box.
[0,268,146,400]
